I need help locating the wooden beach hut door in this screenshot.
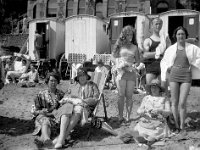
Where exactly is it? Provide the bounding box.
[110,18,123,47]
[72,19,86,54]
[183,15,199,39]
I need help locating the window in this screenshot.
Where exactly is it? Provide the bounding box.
[67,0,74,17]
[96,1,103,18]
[108,0,115,16]
[47,0,57,17]
[78,0,86,14]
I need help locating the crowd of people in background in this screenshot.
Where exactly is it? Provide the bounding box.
[1,16,200,148]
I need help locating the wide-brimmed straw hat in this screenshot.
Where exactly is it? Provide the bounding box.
[145,79,164,94]
[74,68,91,82]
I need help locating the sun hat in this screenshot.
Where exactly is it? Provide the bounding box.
[145,79,164,94]
[74,68,91,82]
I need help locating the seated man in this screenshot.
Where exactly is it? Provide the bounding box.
[134,79,171,142]
[53,68,117,148]
[18,64,39,87]
[5,59,28,84]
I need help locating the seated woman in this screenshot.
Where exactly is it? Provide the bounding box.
[5,57,28,84]
[53,68,117,148]
[31,72,74,147]
[134,79,171,142]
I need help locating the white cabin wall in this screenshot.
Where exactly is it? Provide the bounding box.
[28,22,36,60]
[198,15,200,47]
[65,19,73,59]
[160,16,168,36]
[86,17,96,60]
[136,16,146,51]
[65,16,106,61]
[55,22,65,59]
[96,19,110,54]
[49,21,56,59]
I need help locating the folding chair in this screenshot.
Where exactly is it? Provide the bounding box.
[90,68,109,121]
[86,68,117,139]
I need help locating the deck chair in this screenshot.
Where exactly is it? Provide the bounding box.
[90,69,109,120]
[86,69,118,139]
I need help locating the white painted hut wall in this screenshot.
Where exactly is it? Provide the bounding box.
[55,22,65,59]
[96,19,110,54]
[65,16,98,60]
[65,19,73,58]
[28,22,36,60]
[49,21,56,59]
[84,17,96,60]
[136,15,148,51]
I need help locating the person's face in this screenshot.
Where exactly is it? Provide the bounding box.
[176,29,186,43]
[152,19,163,33]
[126,32,133,42]
[78,74,87,85]
[48,76,58,89]
[150,85,160,96]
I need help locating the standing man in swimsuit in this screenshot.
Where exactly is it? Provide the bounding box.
[143,17,171,92]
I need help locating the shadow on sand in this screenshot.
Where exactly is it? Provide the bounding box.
[0,116,34,136]
[186,111,200,131]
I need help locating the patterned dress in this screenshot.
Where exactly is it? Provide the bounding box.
[134,95,171,141]
[32,89,73,136]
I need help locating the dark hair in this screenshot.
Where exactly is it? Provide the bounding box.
[45,72,61,84]
[172,26,189,41]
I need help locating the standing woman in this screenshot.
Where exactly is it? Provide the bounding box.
[161,26,200,132]
[112,25,140,122]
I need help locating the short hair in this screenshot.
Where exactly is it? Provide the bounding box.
[45,72,61,84]
[172,26,189,41]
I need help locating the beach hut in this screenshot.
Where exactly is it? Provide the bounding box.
[28,18,65,60]
[159,9,200,46]
[64,15,110,61]
[108,11,151,51]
